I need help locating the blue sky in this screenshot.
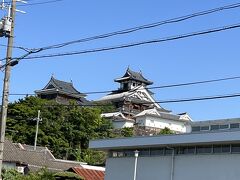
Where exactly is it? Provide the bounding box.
[0,0,240,121]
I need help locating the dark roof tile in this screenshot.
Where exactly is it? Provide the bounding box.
[115,68,153,85]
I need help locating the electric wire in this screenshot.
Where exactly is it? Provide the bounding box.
[15,92,240,107]
[4,74,240,96]
[0,44,33,52]
[17,0,66,7]
[38,2,240,51]
[18,22,240,60]
[3,0,66,6]
[1,2,240,61]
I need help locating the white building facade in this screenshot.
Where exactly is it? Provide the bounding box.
[135,108,191,133]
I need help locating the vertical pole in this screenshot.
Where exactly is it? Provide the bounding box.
[34,110,40,151]
[167,147,175,180]
[133,150,139,180]
[0,0,16,178]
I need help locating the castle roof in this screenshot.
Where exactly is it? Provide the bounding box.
[35,76,86,98]
[114,68,153,85]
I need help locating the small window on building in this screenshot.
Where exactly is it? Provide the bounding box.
[222,145,231,153]
[178,146,195,154]
[124,151,134,157]
[200,126,210,131]
[150,148,164,156]
[188,146,196,154]
[112,152,118,157]
[118,152,124,157]
[123,83,128,90]
[210,125,219,131]
[196,146,212,154]
[192,126,200,132]
[139,149,150,156]
[132,83,136,87]
[177,147,186,154]
[165,148,174,155]
[219,124,229,130]
[230,123,240,129]
[213,145,222,153]
[231,144,240,153]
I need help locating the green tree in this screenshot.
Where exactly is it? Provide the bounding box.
[119,127,134,137]
[159,127,174,135]
[6,96,114,165]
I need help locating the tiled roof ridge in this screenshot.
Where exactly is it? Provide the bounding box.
[114,67,153,85]
[51,76,73,85]
[50,76,85,96]
[127,68,149,82]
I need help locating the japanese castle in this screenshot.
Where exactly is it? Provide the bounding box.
[97,68,191,133]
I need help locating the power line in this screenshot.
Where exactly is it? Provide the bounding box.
[4,74,240,96]
[17,22,240,60]
[38,2,240,51]
[147,76,240,90]
[3,0,66,6]
[1,2,239,61]
[17,0,66,7]
[154,93,240,104]
[83,75,240,94]
[0,44,32,52]
[14,92,240,107]
[0,48,43,69]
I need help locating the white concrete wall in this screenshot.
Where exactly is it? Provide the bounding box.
[185,124,192,133]
[105,154,240,180]
[136,116,187,133]
[113,121,134,129]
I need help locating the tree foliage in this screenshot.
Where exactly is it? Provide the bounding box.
[158,127,174,135]
[6,96,114,164]
[2,168,83,180]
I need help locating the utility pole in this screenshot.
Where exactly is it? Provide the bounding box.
[0,0,16,178]
[34,110,41,151]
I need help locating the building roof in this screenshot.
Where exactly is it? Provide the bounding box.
[3,140,22,163]
[35,76,86,98]
[135,108,191,122]
[191,118,240,126]
[101,112,135,122]
[69,167,105,180]
[114,68,153,85]
[89,130,240,150]
[3,140,86,172]
[97,86,170,112]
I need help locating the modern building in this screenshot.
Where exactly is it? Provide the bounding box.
[90,129,240,180]
[190,117,240,133]
[35,76,88,105]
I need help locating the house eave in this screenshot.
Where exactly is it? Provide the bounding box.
[89,130,240,150]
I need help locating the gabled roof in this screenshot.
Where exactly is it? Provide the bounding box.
[3,140,86,172]
[114,68,153,85]
[36,76,86,98]
[135,108,191,122]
